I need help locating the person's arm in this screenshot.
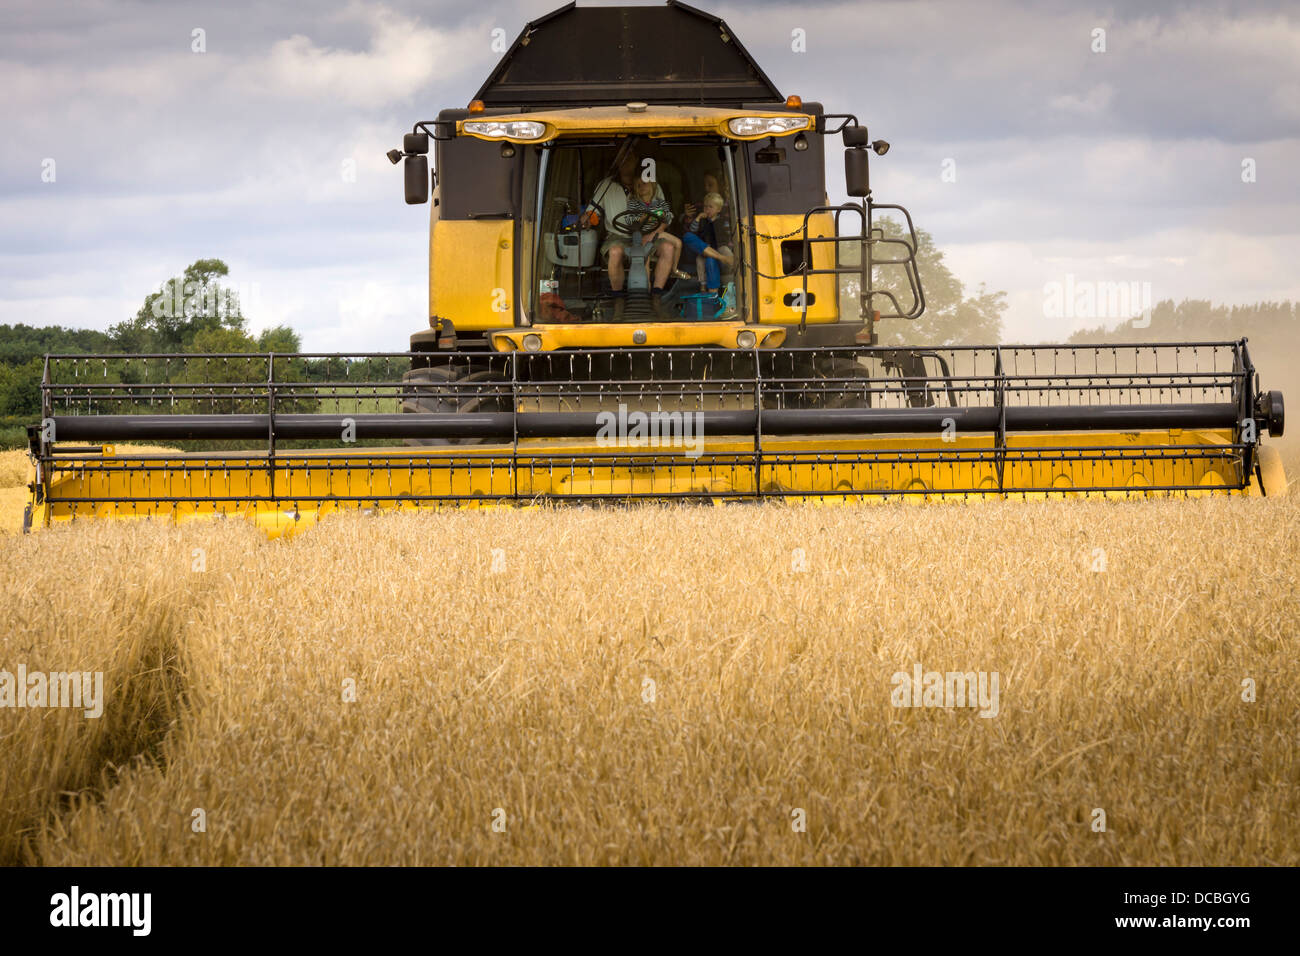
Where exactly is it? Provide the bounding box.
[582,177,610,223]
[602,187,634,236]
[717,210,732,242]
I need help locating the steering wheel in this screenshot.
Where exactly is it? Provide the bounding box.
[612,208,660,235]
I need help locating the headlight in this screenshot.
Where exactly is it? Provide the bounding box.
[463,120,548,141]
[727,116,809,137]
[736,330,757,349]
[522,333,543,352]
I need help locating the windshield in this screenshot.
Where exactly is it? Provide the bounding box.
[532,137,741,323]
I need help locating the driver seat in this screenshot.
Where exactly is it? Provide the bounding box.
[624,232,652,293]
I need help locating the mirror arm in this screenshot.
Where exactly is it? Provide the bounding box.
[818,113,859,135]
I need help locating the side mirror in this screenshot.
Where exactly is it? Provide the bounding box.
[405,154,429,204]
[842,124,870,148]
[403,132,429,155]
[845,147,870,198]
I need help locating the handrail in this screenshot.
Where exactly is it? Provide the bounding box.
[738,197,926,338]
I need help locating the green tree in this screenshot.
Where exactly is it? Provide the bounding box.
[1068,299,1298,345]
[841,219,1006,346]
[0,358,43,416]
[189,326,257,353]
[109,258,248,352]
[0,323,113,364]
[257,325,302,352]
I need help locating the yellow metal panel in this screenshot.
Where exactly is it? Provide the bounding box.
[458,106,812,143]
[1256,444,1288,497]
[430,219,514,331]
[752,213,840,324]
[28,429,1284,540]
[491,323,786,352]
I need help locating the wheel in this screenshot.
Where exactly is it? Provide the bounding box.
[611,208,658,235]
[881,350,934,407]
[806,356,873,409]
[400,363,510,446]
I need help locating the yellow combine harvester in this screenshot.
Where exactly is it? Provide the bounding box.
[24,1,1287,537]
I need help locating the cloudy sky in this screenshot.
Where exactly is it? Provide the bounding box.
[2,0,1297,347]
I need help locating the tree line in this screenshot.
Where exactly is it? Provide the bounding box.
[1069,299,1299,399]
[0,259,301,417]
[1069,299,1297,346]
[4,255,1294,421]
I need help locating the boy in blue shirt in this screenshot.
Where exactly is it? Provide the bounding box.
[682,192,729,295]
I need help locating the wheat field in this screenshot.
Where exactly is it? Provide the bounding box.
[2,458,1297,864]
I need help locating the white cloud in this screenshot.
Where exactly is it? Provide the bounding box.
[945,228,1300,342]
[257,3,466,107]
[1049,84,1114,116]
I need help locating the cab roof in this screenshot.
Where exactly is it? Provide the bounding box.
[474,1,783,108]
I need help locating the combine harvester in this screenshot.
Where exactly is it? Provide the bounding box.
[25,2,1286,537]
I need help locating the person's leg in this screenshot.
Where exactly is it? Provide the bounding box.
[665,235,681,270]
[645,238,670,318]
[713,245,734,301]
[607,243,626,292]
[663,235,686,276]
[702,248,721,292]
[603,241,629,320]
[653,244,672,290]
[682,232,707,284]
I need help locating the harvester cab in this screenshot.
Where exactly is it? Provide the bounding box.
[22,0,1287,538]
[390,0,923,358]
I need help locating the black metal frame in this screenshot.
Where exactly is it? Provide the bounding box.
[739,195,925,339]
[25,341,1283,515]
[793,199,925,334]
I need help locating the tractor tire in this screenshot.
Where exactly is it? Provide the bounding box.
[400,364,511,446]
[881,349,934,407]
[807,356,873,409]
